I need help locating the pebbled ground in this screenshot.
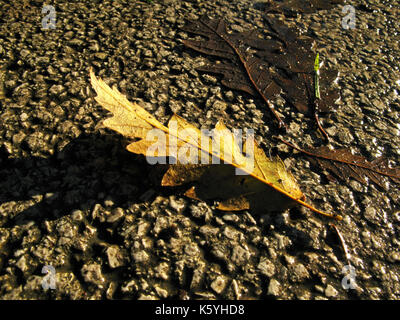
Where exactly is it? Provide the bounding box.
[0,0,399,300]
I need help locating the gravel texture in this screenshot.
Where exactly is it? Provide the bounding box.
[0,0,399,300]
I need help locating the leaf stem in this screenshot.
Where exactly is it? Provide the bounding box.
[276,136,400,180]
[313,53,329,141]
[314,53,321,99]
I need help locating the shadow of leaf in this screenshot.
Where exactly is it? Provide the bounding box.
[0,133,155,227]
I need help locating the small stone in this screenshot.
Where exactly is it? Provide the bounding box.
[315,295,329,300]
[104,197,115,207]
[284,254,295,265]
[275,234,291,250]
[358,93,369,105]
[13,132,26,145]
[71,210,84,221]
[258,259,275,277]
[49,84,64,96]
[388,127,400,137]
[337,128,354,144]
[211,244,229,261]
[143,49,153,58]
[225,91,234,101]
[267,279,281,296]
[190,266,205,290]
[389,252,400,262]
[121,279,138,294]
[184,243,199,256]
[106,246,126,268]
[231,245,251,266]
[325,126,337,137]
[169,196,186,213]
[349,180,364,192]
[223,226,240,240]
[364,207,377,222]
[132,250,149,263]
[201,74,217,84]
[190,203,212,220]
[212,100,227,112]
[291,263,310,282]
[137,222,150,237]
[230,24,244,33]
[81,263,105,286]
[176,79,189,91]
[342,89,353,98]
[371,99,385,111]
[94,52,108,60]
[325,284,338,298]
[23,132,44,152]
[15,256,28,272]
[155,285,169,298]
[222,214,239,223]
[155,262,170,280]
[199,225,219,237]
[230,104,241,113]
[210,276,227,294]
[107,207,124,223]
[169,99,182,113]
[193,291,215,299]
[138,294,158,300]
[153,216,169,236]
[315,285,324,293]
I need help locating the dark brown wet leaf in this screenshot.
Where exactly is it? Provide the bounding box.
[263,0,344,16]
[279,138,400,189]
[182,15,340,133]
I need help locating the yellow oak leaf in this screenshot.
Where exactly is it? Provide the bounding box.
[90,69,341,220]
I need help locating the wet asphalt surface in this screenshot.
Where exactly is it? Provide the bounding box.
[0,0,399,299]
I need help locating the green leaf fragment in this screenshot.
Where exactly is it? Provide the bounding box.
[314,53,320,99]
